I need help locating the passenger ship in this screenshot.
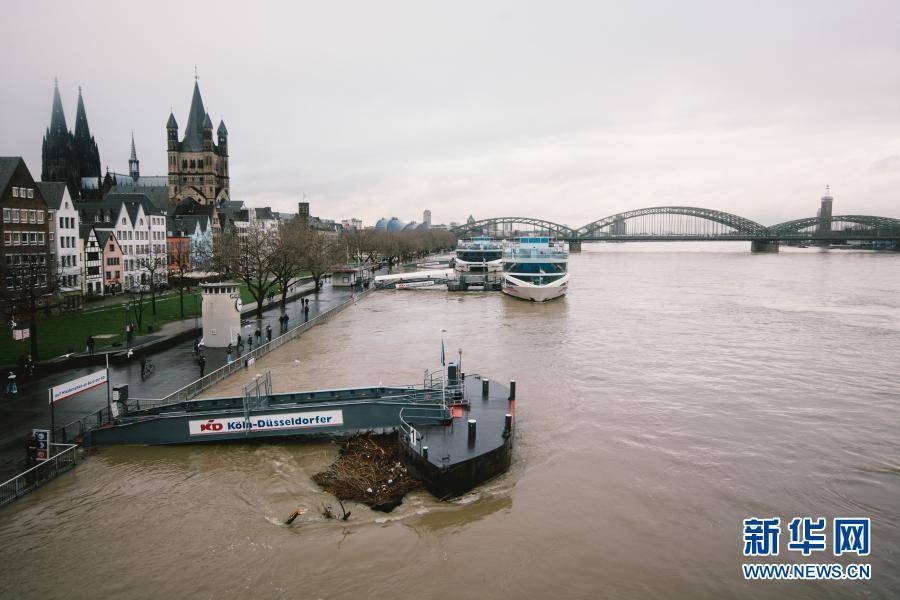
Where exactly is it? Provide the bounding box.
[454,236,504,273]
[501,237,569,302]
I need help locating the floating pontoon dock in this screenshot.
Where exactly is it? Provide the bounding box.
[87,365,515,499]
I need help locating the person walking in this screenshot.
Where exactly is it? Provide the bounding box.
[304,304,310,322]
[236,333,243,349]
[126,323,133,346]
[25,433,38,468]
[199,354,207,377]
[255,328,261,344]
[265,324,272,342]
[140,355,148,381]
[6,371,17,396]
[86,336,96,357]
[226,343,234,364]
[248,336,253,351]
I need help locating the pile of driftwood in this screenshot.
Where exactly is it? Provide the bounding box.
[312,433,421,512]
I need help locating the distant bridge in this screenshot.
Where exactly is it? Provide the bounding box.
[450,207,900,251]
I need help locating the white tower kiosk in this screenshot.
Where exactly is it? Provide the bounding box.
[201,282,242,347]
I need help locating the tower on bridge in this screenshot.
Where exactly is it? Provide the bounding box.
[817,185,833,234]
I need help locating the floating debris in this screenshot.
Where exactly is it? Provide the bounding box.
[284,507,307,525]
[312,434,421,512]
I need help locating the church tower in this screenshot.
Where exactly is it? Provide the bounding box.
[41,80,101,197]
[72,86,101,183]
[129,132,140,181]
[166,77,230,205]
[41,78,76,189]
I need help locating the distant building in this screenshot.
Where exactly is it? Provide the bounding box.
[41,81,101,197]
[167,79,230,206]
[342,218,362,230]
[250,207,280,232]
[423,210,432,226]
[97,230,124,294]
[37,181,81,309]
[0,157,53,306]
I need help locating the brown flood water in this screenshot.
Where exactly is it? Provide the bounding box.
[1,243,899,599]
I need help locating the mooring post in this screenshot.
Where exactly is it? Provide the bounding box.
[482,379,489,397]
[422,446,429,459]
[505,413,512,432]
[468,419,477,440]
[509,380,516,400]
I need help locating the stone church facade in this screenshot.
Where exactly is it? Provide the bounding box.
[166,80,229,205]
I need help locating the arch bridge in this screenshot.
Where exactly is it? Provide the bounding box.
[449,207,900,251]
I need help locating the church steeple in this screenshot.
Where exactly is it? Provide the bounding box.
[73,86,91,142]
[49,77,68,137]
[182,80,207,151]
[129,131,140,181]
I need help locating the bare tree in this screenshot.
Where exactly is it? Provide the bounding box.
[0,252,60,359]
[301,229,342,290]
[215,224,278,319]
[271,221,307,308]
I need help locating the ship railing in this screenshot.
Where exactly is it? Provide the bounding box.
[53,289,373,439]
[398,405,450,454]
[0,443,79,508]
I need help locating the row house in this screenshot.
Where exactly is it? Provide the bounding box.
[78,193,168,291]
[78,225,125,296]
[167,214,212,274]
[0,157,54,322]
[37,181,81,309]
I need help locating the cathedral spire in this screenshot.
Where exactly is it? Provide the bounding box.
[49,77,68,136]
[129,131,140,182]
[73,85,92,141]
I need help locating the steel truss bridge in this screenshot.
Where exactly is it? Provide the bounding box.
[450,207,900,250]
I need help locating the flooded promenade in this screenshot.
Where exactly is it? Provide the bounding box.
[1,243,898,599]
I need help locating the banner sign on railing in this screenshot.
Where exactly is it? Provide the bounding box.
[49,370,108,404]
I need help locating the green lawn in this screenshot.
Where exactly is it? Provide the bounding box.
[0,292,203,364]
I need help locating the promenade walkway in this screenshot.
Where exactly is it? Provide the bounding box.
[0,281,351,480]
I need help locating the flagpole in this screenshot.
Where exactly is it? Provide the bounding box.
[48,388,54,445]
[105,352,112,422]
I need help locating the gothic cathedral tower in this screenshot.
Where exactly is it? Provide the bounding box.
[167,78,230,204]
[41,79,101,196]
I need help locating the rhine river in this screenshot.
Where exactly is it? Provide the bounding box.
[1,243,898,599]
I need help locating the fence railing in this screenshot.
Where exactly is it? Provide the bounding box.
[54,288,374,442]
[0,444,79,508]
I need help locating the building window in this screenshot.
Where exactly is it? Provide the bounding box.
[37,211,43,223]
[12,187,18,198]
[11,209,19,223]
[27,189,34,198]
[3,208,9,222]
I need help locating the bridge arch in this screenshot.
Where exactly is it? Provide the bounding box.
[576,206,768,238]
[450,217,577,239]
[767,215,900,235]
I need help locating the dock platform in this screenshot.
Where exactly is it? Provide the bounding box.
[86,366,515,500]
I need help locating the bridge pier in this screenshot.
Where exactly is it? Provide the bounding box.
[567,240,582,252]
[750,240,779,253]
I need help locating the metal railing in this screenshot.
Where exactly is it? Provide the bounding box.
[55,288,374,441]
[0,444,79,508]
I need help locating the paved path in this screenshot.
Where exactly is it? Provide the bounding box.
[0,282,353,480]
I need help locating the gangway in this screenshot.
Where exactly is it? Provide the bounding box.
[374,269,453,289]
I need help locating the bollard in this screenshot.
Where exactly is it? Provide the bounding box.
[422,446,429,459]
[482,379,490,397]
[509,380,516,400]
[505,413,512,431]
[468,419,477,440]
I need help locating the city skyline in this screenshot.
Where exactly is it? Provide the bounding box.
[2,1,900,226]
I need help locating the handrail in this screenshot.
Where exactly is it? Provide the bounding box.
[0,443,79,508]
[55,288,374,441]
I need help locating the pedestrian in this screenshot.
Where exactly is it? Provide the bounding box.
[25,355,35,377]
[255,328,261,343]
[248,336,253,351]
[266,324,272,342]
[304,305,310,322]
[237,333,243,348]
[6,371,17,396]
[126,323,133,345]
[199,354,207,377]
[194,338,201,355]
[140,355,147,381]
[226,343,233,364]
[86,336,96,357]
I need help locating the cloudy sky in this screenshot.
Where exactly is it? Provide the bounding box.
[2,1,899,227]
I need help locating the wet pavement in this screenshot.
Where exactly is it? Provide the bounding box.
[0,282,354,480]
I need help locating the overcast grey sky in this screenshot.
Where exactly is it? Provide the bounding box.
[2,0,899,226]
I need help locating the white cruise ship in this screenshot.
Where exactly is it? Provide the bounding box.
[501,237,569,302]
[454,236,504,274]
